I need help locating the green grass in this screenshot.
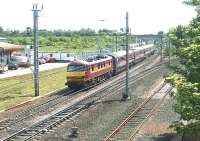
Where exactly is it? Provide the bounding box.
[0,67,66,111]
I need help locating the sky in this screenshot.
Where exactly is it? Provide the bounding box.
[0,0,197,34]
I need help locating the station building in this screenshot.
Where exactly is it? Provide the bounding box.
[0,42,24,66]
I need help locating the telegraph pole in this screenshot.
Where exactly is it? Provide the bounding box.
[122,12,129,100]
[32,4,42,97]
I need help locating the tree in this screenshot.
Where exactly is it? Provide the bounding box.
[0,26,3,33]
[166,46,200,134]
[167,25,189,48]
[183,0,200,6]
[166,2,200,137]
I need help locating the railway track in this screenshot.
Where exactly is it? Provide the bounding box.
[0,80,110,131]
[0,54,163,140]
[0,89,74,130]
[104,83,172,141]
[0,54,159,130]
[1,59,166,141]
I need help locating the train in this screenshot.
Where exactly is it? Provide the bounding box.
[65,44,157,88]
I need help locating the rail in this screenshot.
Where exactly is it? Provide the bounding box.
[104,83,172,141]
[1,56,165,141]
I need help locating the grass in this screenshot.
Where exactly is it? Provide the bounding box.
[0,67,66,111]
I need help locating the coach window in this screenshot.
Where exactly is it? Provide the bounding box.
[101,63,103,68]
[104,62,105,67]
[109,61,111,65]
[92,66,94,71]
[98,64,100,69]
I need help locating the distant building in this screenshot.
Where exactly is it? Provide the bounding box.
[0,37,8,43]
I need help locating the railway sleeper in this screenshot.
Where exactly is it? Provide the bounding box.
[119,128,133,133]
[135,111,150,115]
[125,123,139,127]
[11,136,27,140]
[18,133,34,136]
[54,114,66,118]
[128,120,143,125]
[113,136,127,140]
[24,129,39,133]
[0,126,6,130]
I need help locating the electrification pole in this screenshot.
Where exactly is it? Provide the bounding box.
[122,12,129,100]
[32,4,42,97]
[97,34,101,54]
[169,40,171,64]
[115,34,118,51]
[161,36,163,62]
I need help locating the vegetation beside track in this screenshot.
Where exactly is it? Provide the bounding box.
[0,67,66,111]
[166,0,200,138]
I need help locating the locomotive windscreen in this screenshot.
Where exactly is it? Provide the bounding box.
[67,64,85,72]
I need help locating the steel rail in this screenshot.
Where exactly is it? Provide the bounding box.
[0,55,162,131]
[127,87,172,141]
[0,54,159,93]
[1,55,164,141]
[104,84,172,141]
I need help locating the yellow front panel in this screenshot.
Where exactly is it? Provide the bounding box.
[66,71,85,77]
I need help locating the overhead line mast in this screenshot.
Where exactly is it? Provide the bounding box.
[122,12,129,100]
[32,3,43,97]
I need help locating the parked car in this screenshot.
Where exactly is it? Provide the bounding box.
[38,58,46,64]
[8,63,19,70]
[11,55,30,67]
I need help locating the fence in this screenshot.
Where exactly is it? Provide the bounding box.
[30,48,113,63]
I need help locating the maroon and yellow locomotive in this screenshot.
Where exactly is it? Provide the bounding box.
[66,55,113,88]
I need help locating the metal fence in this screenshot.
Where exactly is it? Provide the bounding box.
[30,48,114,63]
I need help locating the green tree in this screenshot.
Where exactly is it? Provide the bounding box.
[183,0,200,6]
[166,1,200,136]
[0,26,3,33]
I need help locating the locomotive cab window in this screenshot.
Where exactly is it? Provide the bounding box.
[67,64,85,72]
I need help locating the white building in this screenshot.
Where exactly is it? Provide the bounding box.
[0,37,8,43]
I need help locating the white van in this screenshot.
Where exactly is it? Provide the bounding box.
[11,56,29,67]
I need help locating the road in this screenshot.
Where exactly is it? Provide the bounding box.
[0,63,68,79]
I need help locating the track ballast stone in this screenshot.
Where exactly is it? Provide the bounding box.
[33,65,179,141]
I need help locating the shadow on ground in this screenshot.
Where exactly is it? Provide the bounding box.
[151,133,178,141]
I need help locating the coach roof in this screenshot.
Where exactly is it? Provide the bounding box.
[71,55,112,65]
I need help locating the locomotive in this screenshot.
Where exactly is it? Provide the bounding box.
[65,44,156,88]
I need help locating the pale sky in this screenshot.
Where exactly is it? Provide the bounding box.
[0,0,197,34]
